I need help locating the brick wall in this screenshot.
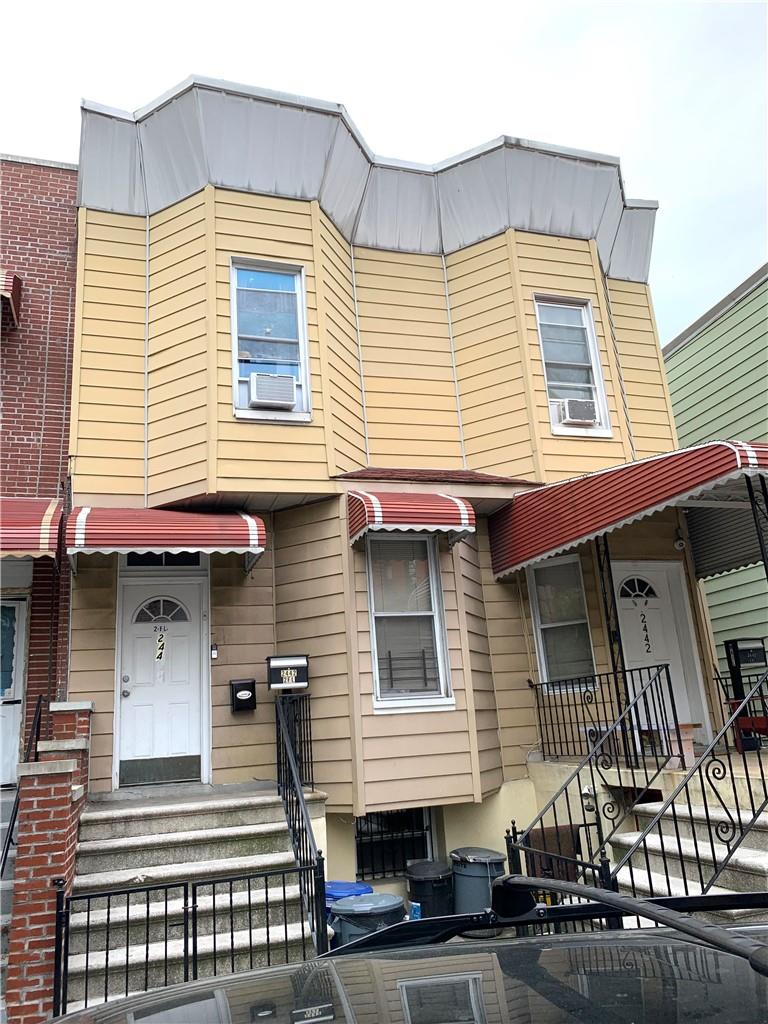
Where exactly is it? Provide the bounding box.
[1,158,78,738]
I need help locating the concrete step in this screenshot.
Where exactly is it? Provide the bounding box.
[67,884,304,953]
[71,851,298,899]
[613,866,768,924]
[78,792,292,842]
[633,801,768,852]
[610,830,768,893]
[65,919,314,1004]
[75,822,292,875]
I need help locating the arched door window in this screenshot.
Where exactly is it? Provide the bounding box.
[134,597,189,623]
[618,577,658,605]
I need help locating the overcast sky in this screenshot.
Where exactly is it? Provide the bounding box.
[1,0,765,343]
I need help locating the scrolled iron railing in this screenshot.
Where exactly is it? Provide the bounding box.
[1,694,45,878]
[611,668,768,897]
[507,664,681,913]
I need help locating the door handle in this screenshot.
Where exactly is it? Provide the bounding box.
[121,689,131,698]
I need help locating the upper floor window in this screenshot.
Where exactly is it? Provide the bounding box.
[528,555,595,683]
[367,535,453,710]
[535,300,611,437]
[230,263,310,421]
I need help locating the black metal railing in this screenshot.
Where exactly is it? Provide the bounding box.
[53,864,322,1015]
[507,664,681,921]
[611,668,768,898]
[377,650,440,693]
[531,665,673,761]
[355,808,432,880]
[1,694,45,878]
[274,695,327,955]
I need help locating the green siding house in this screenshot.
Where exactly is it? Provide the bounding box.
[665,265,768,670]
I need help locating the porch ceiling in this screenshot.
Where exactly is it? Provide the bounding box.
[489,441,768,578]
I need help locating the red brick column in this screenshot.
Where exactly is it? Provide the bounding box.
[5,703,92,1024]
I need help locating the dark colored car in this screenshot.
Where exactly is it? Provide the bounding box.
[61,877,768,1024]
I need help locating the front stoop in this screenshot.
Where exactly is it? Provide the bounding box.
[65,783,326,1009]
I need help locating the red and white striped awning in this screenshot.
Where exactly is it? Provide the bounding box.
[1,271,22,327]
[490,441,768,578]
[348,490,476,544]
[0,497,63,558]
[66,507,266,556]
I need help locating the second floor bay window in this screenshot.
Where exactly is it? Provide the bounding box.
[535,299,611,437]
[367,535,452,710]
[231,263,310,420]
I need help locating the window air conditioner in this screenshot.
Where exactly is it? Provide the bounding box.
[249,373,297,410]
[559,398,598,425]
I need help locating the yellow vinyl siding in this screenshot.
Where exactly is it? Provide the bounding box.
[354,247,463,469]
[148,193,208,501]
[67,554,118,791]
[209,546,278,783]
[446,235,536,478]
[317,210,366,472]
[273,499,353,811]
[354,540,475,810]
[515,231,633,480]
[214,190,331,490]
[71,209,146,502]
[608,278,678,457]
[457,529,503,796]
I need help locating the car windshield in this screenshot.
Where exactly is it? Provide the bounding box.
[62,929,768,1024]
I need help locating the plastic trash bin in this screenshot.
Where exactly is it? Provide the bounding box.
[330,892,405,947]
[450,847,506,914]
[406,859,454,918]
[324,880,373,920]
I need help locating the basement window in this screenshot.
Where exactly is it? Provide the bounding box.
[230,262,311,422]
[355,808,433,880]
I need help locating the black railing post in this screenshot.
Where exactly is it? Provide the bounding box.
[313,852,328,954]
[506,824,522,874]
[52,877,67,1018]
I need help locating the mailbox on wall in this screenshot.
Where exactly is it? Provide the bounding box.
[230,678,257,712]
[267,655,309,691]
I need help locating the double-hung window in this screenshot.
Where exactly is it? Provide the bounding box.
[231,263,310,419]
[535,300,610,436]
[528,555,595,684]
[367,535,451,709]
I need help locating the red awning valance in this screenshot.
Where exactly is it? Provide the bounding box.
[1,497,63,558]
[348,490,476,544]
[66,507,266,556]
[490,441,768,578]
[1,271,22,327]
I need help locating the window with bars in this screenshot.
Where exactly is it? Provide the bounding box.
[355,808,433,880]
[535,299,609,435]
[231,263,310,417]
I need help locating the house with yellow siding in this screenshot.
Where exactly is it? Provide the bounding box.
[57,77,768,885]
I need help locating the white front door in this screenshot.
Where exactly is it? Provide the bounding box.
[1,600,27,786]
[119,582,203,786]
[613,561,709,741]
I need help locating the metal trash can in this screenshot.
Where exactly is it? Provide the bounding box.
[330,892,405,947]
[406,859,454,918]
[450,847,506,914]
[324,880,373,920]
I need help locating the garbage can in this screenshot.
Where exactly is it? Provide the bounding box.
[450,847,506,914]
[406,859,454,918]
[325,880,373,920]
[330,892,406,947]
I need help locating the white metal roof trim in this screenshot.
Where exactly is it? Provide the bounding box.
[77,80,657,281]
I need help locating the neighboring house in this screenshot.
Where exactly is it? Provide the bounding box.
[3,79,767,1023]
[665,266,768,671]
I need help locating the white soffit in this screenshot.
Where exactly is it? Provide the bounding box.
[78,76,658,282]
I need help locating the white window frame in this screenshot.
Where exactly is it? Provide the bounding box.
[1,597,28,702]
[526,553,597,688]
[229,258,312,423]
[534,296,612,438]
[398,973,487,1024]
[366,534,454,713]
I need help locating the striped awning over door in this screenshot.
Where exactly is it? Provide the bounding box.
[347,490,476,544]
[66,506,266,556]
[0,497,63,558]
